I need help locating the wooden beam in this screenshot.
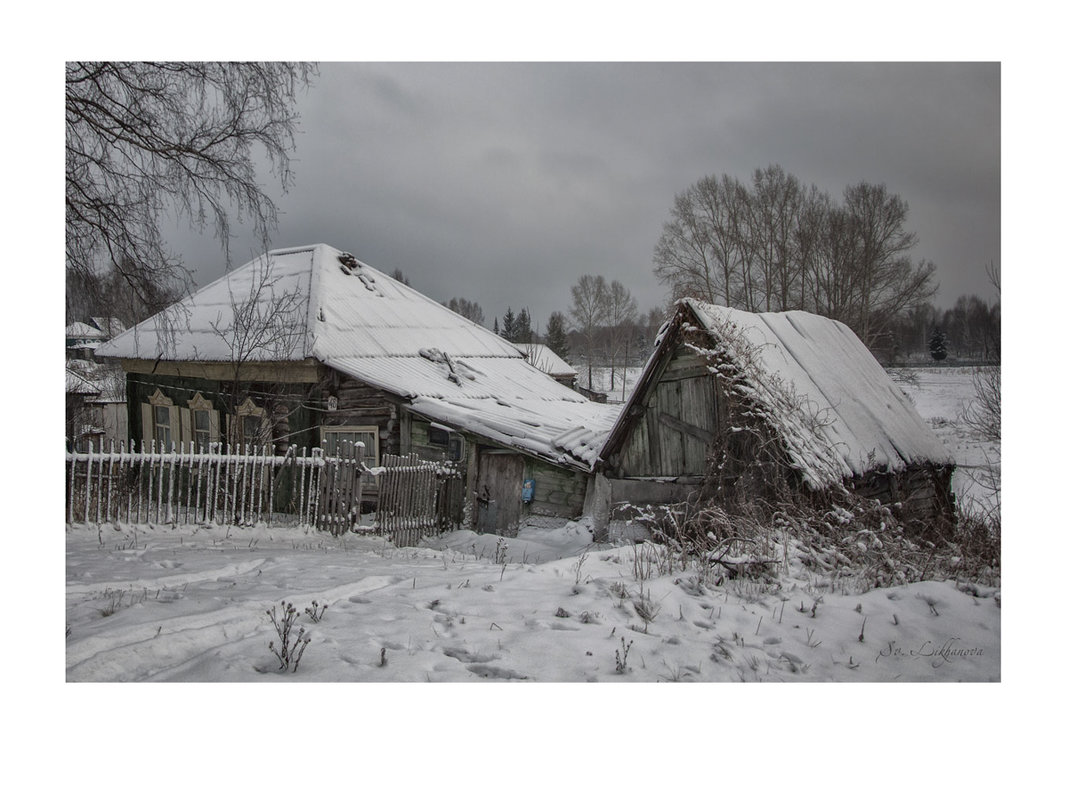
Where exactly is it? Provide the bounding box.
[658,412,717,444]
[121,358,321,384]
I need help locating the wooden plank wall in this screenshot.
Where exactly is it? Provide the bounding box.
[618,343,720,479]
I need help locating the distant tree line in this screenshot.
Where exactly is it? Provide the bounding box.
[453,281,665,393]
[891,291,1000,363]
[652,165,939,351]
[444,297,485,326]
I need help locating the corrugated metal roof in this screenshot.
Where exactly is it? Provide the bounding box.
[99,244,616,469]
[98,244,522,362]
[515,344,577,378]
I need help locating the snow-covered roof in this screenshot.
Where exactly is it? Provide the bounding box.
[514,344,577,378]
[98,244,616,469]
[607,300,953,488]
[693,301,953,483]
[66,366,101,395]
[66,360,126,402]
[90,317,125,337]
[66,322,106,341]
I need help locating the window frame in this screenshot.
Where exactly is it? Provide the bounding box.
[187,392,216,453]
[147,388,175,451]
[428,425,465,463]
[233,397,268,451]
[320,425,379,467]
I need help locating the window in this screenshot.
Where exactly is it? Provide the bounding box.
[144,389,175,451]
[188,392,217,452]
[321,426,379,466]
[193,409,211,451]
[154,405,172,450]
[234,397,268,449]
[428,425,465,462]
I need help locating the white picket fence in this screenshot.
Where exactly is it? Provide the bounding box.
[66,441,464,543]
[65,440,359,531]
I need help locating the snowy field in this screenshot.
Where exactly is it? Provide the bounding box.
[887,365,1000,512]
[65,367,1000,684]
[580,362,645,403]
[66,521,999,682]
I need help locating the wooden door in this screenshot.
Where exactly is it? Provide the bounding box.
[476,451,524,537]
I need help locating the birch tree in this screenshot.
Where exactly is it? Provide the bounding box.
[569,275,608,389]
[66,61,316,311]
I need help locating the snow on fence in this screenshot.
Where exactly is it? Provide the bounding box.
[65,440,361,532]
[375,454,463,547]
[66,441,463,543]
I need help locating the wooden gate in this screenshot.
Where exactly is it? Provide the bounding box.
[317,439,367,536]
[376,454,461,547]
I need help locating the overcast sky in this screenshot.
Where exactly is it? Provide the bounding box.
[171,62,1000,332]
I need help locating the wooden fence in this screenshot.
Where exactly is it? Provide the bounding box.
[375,454,463,547]
[66,440,358,532]
[66,442,462,544]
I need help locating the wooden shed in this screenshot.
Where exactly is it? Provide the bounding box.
[591,300,955,532]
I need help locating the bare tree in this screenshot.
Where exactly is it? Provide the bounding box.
[603,280,638,391]
[66,61,316,312]
[568,275,608,389]
[445,297,485,326]
[209,255,308,451]
[750,165,803,311]
[840,182,937,347]
[653,185,719,303]
[67,256,184,326]
[653,169,938,350]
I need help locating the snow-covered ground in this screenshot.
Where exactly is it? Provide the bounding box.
[50,365,1023,798]
[66,368,999,683]
[888,366,1000,512]
[66,520,999,682]
[578,362,645,404]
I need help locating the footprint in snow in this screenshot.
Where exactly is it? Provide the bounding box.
[466,664,528,680]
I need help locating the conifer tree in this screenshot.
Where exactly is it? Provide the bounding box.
[929,328,948,361]
[546,311,570,361]
[502,307,518,341]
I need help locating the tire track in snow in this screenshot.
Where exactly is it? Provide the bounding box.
[66,558,266,596]
[66,602,264,681]
[66,574,402,681]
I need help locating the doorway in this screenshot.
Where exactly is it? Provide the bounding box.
[475,450,524,536]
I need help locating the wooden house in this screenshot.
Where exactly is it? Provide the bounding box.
[66,319,128,450]
[590,300,955,533]
[97,244,617,535]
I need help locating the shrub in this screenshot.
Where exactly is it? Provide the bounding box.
[266,601,311,673]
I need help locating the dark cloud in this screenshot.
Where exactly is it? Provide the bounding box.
[176,62,999,329]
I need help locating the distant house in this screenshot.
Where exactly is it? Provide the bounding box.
[515,343,578,388]
[591,300,955,533]
[97,244,617,534]
[66,319,128,450]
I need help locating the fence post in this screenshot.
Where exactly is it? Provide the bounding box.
[105,442,115,524]
[222,441,232,525]
[84,440,94,525]
[156,439,165,525]
[95,441,106,524]
[167,442,177,526]
[67,447,76,525]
